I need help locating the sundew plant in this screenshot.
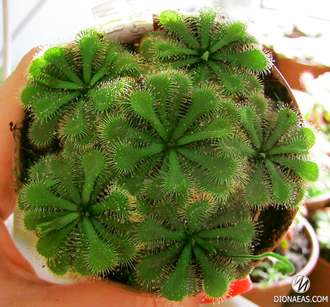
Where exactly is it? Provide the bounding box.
[21,29,139,147]
[140,8,271,93]
[17,7,318,302]
[100,70,244,199]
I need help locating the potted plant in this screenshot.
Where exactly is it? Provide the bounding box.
[311,208,330,263]
[258,18,330,91]
[12,7,319,303]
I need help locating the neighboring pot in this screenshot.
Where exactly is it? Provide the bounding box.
[305,191,330,215]
[242,214,320,307]
[305,153,330,215]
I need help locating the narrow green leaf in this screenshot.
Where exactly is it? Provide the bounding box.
[209,22,246,54]
[161,243,192,301]
[159,10,200,50]
[90,52,118,86]
[24,183,78,211]
[82,217,118,272]
[201,51,210,62]
[177,118,231,145]
[197,220,254,244]
[185,201,211,232]
[50,158,81,205]
[102,117,159,144]
[91,218,136,264]
[172,88,217,140]
[35,91,81,119]
[265,108,299,150]
[77,30,103,84]
[81,151,105,206]
[167,71,191,126]
[138,220,187,243]
[219,138,257,156]
[130,91,169,141]
[207,61,243,93]
[24,211,69,231]
[264,159,291,203]
[268,127,316,155]
[62,100,86,136]
[114,143,165,170]
[245,163,269,206]
[271,156,319,182]
[169,56,201,69]
[240,107,262,149]
[194,236,217,254]
[166,149,190,192]
[177,148,237,181]
[193,245,229,298]
[47,251,70,276]
[89,190,129,215]
[211,50,268,71]
[145,73,172,127]
[43,46,83,85]
[137,243,183,282]
[34,73,81,90]
[36,212,80,235]
[36,220,78,258]
[199,7,217,50]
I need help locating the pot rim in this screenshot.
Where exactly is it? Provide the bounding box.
[305,191,330,204]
